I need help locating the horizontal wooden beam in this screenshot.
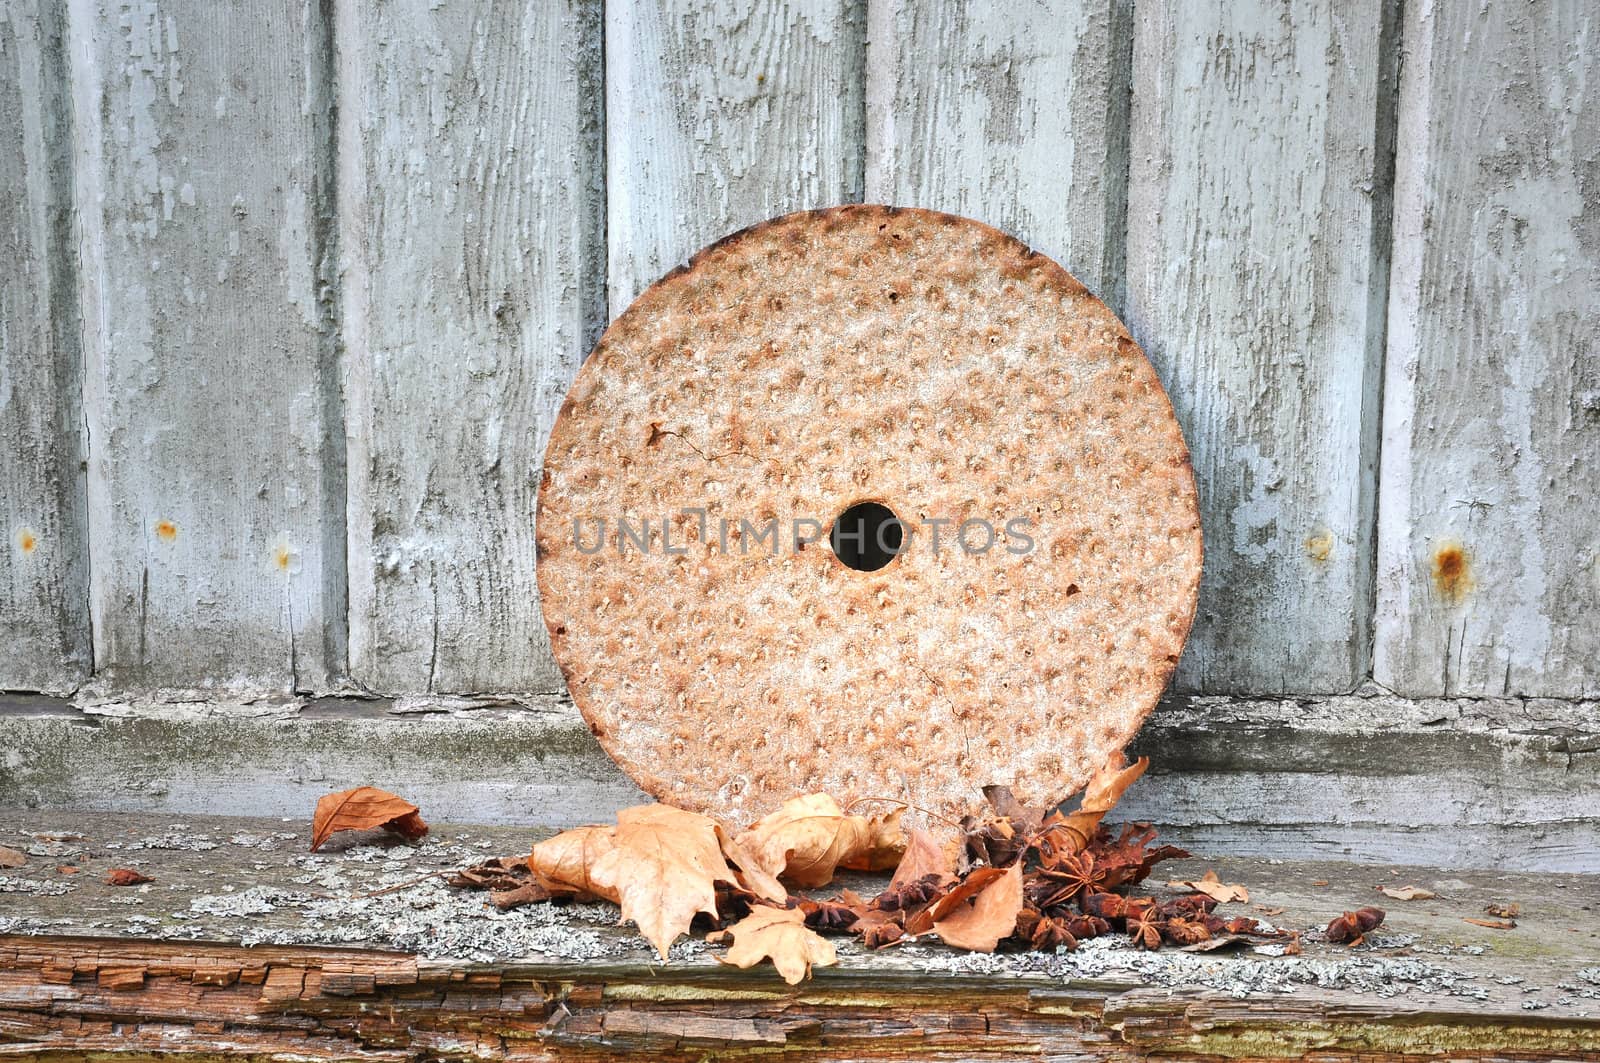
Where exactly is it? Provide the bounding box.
[0,810,1597,1060]
[1,690,1596,871]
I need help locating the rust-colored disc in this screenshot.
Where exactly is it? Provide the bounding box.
[537,206,1201,822]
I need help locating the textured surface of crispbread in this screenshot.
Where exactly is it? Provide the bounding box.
[537,206,1201,823]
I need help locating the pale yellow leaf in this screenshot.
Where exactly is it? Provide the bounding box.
[932,863,1023,953]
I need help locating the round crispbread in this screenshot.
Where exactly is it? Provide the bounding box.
[537,205,1201,823]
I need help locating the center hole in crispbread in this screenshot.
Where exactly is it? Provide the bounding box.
[830,501,904,572]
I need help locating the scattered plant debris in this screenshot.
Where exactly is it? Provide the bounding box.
[310,787,429,852]
[430,754,1314,982]
[0,846,26,869]
[1485,902,1521,919]
[105,868,152,886]
[1465,917,1517,930]
[1169,869,1250,903]
[1377,885,1436,901]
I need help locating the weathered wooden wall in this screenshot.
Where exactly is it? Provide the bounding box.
[0,0,1593,702]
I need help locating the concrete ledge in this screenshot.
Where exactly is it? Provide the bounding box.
[1,690,1596,871]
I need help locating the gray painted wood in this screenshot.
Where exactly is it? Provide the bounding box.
[1374,0,1599,698]
[606,0,866,311]
[3,691,1595,870]
[67,0,344,695]
[0,1,90,693]
[338,0,605,696]
[1125,0,1395,693]
[864,0,1131,302]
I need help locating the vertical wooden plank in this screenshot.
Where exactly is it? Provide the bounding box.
[70,0,344,694]
[1125,0,1395,693]
[863,0,1131,301]
[0,2,90,693]
[338,0,605,693]
[606,0,866,310]
[1375,0,1598,697]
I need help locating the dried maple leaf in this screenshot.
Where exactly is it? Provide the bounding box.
[714,825,787,904]
[105,868,152,886]
[528,825,619,901]
[735,794,875,888]
[1464,917,1517,930]
[838,806,907,872]
[1045,753,1150,854]
[1376,885,1436,901]
[715,905,837,984]
[932,863,1023,953]
[1168,869,1249,904]
[887,828,955,892]
[0,846,25,869]
[590,804,737,960]
[1326,906,1385,945]
[310,787,428,852]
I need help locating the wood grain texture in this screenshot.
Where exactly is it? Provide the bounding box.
[0,2,90,693]
[339,0,605,695]
[1125,0,1395,693]
[864,0,1132,301]
[606,0,866,310]
[1374,0,1599,697]
[68,0,344,694]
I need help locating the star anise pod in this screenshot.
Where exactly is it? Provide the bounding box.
[799,898,860,932]
[1080,891,1129,922]
[874,873,944,912]
[1326,906,1385,946]
[1155,893,1218,920]
[1162,917,1211,946]
[1127,910,1162,950]
[1062,914,1111,939]
[858,912,905,949]
[1030,851,1105,908]
[1030,916,1079,951]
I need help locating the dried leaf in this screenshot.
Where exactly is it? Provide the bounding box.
[450,856,533,893]
[1049,753,1150,853]
[56,865,79,875]
[1168,869,1249,904]
[105,868,152,886]
[1376,885,1436,901]
[715,825,787,904]
[310,786,428,852]
[528,826,619,901]
[839,806,908,872]
[734,794,873,888]
[1485,902,1520,919]
[887,828,954,893]
[1326,906,1385,945]
[1464,917,1517,930]
[716,905,837,984]
[1254,905,1286,916]
[491,882,554,910]
[0,846,25,869]
[932,864,1023,953]
[1182,934,1253,953]
[590,804,736,960]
